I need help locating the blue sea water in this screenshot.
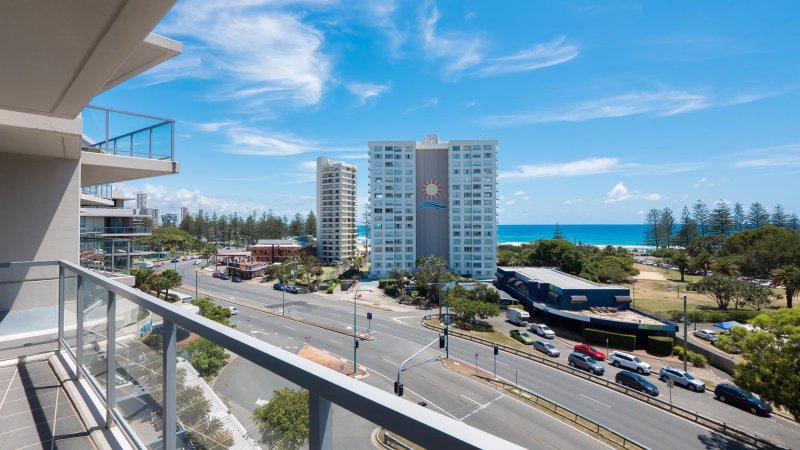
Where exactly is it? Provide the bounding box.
[358,224,649,247]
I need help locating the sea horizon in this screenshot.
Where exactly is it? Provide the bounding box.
[358,223,650,247]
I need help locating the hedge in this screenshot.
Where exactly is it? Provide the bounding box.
[668,309,766,324]
[647,336,674,356]
[583,328,636,351]
[378,279,397,289]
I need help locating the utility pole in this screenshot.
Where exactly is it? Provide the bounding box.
[683,294,688,373]
[353,280,358,376]
[195,271,198,299]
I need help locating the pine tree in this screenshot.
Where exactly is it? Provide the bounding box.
[658,207,676,247]
[552,223,565,240]
[733,202,745,232]
[772,204,787,228]
[692,200,710,236]
[675,206,697,248]
[710,199,734,236]
[788,214,800,231]
[746,202,770,228]
[304,210,317,236]
[644,209,661,247]
[289,213,304,236]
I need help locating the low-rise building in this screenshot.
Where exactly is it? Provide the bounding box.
[249,238,314,263]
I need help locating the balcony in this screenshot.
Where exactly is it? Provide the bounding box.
[0,260,519,450]
[80,106,179,186]
[82,227,152,238]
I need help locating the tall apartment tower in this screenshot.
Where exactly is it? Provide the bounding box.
[180,206,189,223]
[316,157,358,263]
[136,192,148,212]
[368,134,498,279]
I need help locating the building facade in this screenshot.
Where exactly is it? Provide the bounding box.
[249,238,315,263]
[161,212,178,227]
[137,192,149,211]
[316,157,358,263]
[180,206,189,224]
[368,135,498,279]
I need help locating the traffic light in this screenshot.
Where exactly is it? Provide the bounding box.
[444,327,448,336]
[355,340,360,349]
[439,334,445,348]
[394,381,404,396]
[367,312,373,320]
[493,346,499,356]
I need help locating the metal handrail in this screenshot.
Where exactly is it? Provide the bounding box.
[9,260,522,450]
[83,105,175,162]
[421,315,776,449]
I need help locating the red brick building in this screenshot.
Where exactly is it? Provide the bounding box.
[248,239,314,263]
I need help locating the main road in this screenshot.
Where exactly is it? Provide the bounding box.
[178,262,797,449]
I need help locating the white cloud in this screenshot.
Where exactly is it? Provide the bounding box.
[604,182,661,204]
[693,177,713,188]
[420,2,576,79]
[512,190,526,197]
[223,127,361,156]
[405,97,440,114]
[505,200,515,206]
[116,183,268,216]
[500,157,623,180]
[359,0,406,57]
[563,198,581,205]
[194,120,239,132]
[153,1,331,107]
[481,88,787,126]
[730,143,800,169]
[346,82,391,105]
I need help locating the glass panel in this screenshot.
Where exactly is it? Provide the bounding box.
[80,278,108,393]
[151,122,172,160]
[63,268,79,356]
[114,299,164,449]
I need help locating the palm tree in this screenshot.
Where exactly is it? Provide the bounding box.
[668,250,690,282]
[690,251,712,276]
[713,259,740,277]
[773,264,800,308]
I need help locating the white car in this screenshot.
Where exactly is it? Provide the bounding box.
[531,323,555,339]
[695,329,718,344]
[193,260,201,265]
[609,351,652,375]
[228,307,239,315]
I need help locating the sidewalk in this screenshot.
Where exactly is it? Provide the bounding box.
[311,281,423,313]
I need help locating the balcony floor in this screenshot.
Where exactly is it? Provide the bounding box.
[0,361,95,449]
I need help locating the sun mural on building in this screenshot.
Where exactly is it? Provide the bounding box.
[419,179,445,209]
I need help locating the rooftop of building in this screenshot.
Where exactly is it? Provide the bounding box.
[369,134,498,150]
[499,266,623,290]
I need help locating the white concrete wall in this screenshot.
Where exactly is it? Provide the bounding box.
[0,152,79,313]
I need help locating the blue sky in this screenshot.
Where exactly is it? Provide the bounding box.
[94,0,800,224]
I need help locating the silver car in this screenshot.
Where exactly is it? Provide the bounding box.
[659,367,705,392]
[534,340,560,357]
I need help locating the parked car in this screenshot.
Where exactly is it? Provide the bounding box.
[193,260,201,266]
[534,340,560,357]
[695,329,718,344]
[171,259,179,263]
[273,283,284,291]
[219,273,230,280]
[615,371,659,396]
[507,308,530,326]
[212,272,222,278]
[284,285,299,294]
[510,329,535,345]
[609,351,651,374]
[714,384,772,415]
[568,352,605,375]
[658,367,705,392]
[531,323,555,339]
[573,344,605,361]
[228,307,239,315]
[231,276,242,283]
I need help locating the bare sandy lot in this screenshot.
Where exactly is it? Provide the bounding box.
[635,270,667,281]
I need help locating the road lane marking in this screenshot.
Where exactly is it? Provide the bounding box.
[497,361,511,367]
[459,394,481,406]
[460,394,504,420]
[328,339,344,345]
[580,394,611,408]
[381,357,397,365]
[364,364,459,421]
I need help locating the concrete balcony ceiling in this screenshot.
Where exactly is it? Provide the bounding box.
[81,151,179,186]
[0,0,180,119]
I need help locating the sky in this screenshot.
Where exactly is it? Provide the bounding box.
[94,0,800,225]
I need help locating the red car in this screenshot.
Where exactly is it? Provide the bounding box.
[574,344,605,361]
[212,271,222,278]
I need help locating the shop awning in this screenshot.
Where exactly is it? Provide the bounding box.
[570,295,588,304]
[615,295,632,304]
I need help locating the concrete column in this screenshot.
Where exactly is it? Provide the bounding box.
[309,393,333,450]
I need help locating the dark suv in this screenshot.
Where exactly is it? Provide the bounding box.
[615,371,659,396]
[714,384,772,415]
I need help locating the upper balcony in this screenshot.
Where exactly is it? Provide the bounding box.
[81,105,179,186]
[0,260,520,450]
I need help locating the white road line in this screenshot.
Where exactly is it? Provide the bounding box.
[459,394,482,406]
[580,394,612,408]
[381,357,397,365]
[365,365,459,421]
[497,361,511,367]
[0,367,17,413]
[328,339,344,345]
[460,394,504,421]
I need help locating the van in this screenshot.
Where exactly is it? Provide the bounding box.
[506,308,530,326]
[168,292,193,303]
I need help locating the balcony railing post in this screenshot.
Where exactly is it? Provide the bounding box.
[162,320,177,450]
[309,393,333,450]
[106,291,116,428]
[76,274,84,380]
[149,127,153,159]
[58,265,65,352]
[104,109,110,152]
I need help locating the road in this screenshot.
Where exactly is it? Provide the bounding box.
[178,262,798,449]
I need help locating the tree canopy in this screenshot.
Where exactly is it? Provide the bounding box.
[251,388,309,449]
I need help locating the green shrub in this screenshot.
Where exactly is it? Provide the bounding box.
[669,309,767,324]
[688,351,707,368]
[378,279,397,289]
[672,345,684,357]
[583,328,636,351]
[647,336,674,356]
[326,286,334,294]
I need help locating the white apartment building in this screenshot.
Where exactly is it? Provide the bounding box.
[368,135,498,280]
[316,157,358,263]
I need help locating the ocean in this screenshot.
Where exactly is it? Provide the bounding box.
[358,224,649,247]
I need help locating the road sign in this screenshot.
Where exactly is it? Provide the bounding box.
[304,336,311,343]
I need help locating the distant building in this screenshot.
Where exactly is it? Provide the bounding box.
[161,213,179,227]
[147,208,160,228]
[368,134,498,279]
[198,209,204,219]
[249,238,314,264]
[316,157,358,263]
[180,206,189,224]
[136,192,148,211]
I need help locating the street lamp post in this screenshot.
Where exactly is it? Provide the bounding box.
[683,294,688,373]
[353,279,359,375]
